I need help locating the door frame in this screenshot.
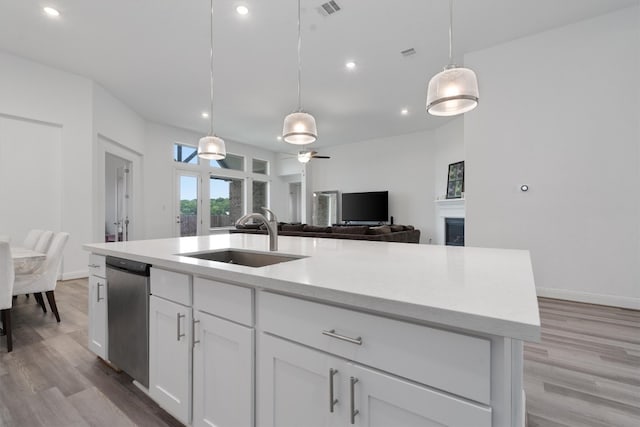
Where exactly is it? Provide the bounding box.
[94,134,143,244]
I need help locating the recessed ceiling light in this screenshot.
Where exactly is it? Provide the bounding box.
[201,112,209,118]
[236,5,249,15]
[43,7,60,17]
[401,108,409,115]
[345,61,356,70]
[276,136,282,141]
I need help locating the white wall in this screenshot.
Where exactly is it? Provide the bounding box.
[0,52,93,279]
[308,130,437,243]
[143,122,288,238]
[92,83,146,244]
[464,6,640,308]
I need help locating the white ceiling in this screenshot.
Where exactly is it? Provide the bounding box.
[0,0,637,151]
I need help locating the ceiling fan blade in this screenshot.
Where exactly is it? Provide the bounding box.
[312,155,331,159]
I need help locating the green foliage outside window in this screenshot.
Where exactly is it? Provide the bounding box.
[180,198,231,216]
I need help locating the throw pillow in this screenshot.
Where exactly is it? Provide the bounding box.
[368,225,391,235]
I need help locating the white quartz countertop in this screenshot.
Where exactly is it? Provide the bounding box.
[84,234,540,341]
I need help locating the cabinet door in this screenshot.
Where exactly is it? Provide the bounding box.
[88,276,108,359]
[258,334,345,427]
[348,363,492,427]
[193,311,254,427]
[149,295,192,425]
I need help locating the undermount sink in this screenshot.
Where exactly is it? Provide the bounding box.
[179,249,306,268]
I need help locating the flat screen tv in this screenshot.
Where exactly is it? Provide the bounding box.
[341,191,388,223]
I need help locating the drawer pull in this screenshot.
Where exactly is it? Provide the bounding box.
[329,368,338,412]
[96,282,104,302]
[177,313,186,341]
[193,319,201,347]
[322,329,362,346]
[350,376,359,424]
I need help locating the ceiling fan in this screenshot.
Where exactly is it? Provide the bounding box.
[295,150,331,163]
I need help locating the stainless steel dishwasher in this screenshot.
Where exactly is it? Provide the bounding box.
[106,256,151,387]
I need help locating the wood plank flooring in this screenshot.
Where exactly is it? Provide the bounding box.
[524,298,640,427]
[1,280,638,426]
[0,279,181,427]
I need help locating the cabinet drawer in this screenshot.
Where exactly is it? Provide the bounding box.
[194,277,253,326]
[151,268,191,306]
[259,292,491,405]
[88,254,106,278]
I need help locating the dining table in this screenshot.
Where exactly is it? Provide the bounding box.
[11,246,46,275]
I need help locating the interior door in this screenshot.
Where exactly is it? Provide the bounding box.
[175,171,201,237]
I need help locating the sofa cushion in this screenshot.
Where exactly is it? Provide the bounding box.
[390,225,404,232]
[334,226,369,235]
[403,225,415,231]
[303,225,331,233]
[368,225,391,235]
[282,224,304,232]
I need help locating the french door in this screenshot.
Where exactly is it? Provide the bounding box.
[175,170,201,237]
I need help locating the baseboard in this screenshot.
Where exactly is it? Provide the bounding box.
[61,270,89,281]
[536,287,640,310]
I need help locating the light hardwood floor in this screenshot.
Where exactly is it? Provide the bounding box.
[1,280,638,426]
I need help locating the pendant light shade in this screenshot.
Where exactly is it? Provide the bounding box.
[198,135,226,160]
[426,0,479,117]
[282,0,318,145]
[198,0,226,160]
[283,112,318,145]
[426,66,479,116]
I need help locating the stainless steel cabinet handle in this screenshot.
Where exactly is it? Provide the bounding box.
[322,329,363,346]
[192,319,201,347]
[329,368,339,412]
[350,376,359,424]
[176,313,186,341]
[97,282,104,302]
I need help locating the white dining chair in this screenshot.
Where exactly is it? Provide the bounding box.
[33,230,54,253]
[13,232,69,323]
[22,229,44,250]
[1,241,15,352]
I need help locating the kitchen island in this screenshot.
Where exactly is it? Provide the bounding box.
[84,234,540,427]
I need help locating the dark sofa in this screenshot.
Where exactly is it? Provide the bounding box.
[230,223,421,244]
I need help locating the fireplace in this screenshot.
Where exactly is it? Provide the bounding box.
[445,218,465,246]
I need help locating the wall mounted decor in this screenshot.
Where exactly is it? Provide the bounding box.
[446,161,465,199]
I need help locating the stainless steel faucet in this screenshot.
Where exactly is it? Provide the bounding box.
[236,207,279,251]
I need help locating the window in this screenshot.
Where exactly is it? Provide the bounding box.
[252,181,268,212]
[210,153,244,171]
[252,159,269,175]
[210,176,244,227]
[173,143,198,164]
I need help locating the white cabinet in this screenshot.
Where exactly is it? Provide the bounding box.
[88,254,108,359]
[149,295,192,425]
[193,311,254,427]
[259,334,492,427]
[258,334,345,427]
[88,275,108,359]
[350,364,492,427]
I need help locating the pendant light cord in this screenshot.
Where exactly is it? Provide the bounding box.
[209,0,215,135]
[448,0,453,65]
[297,0,302,111]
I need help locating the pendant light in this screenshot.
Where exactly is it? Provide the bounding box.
[198,0,226,160]
[426,0,479,116]
[282,0,318,145]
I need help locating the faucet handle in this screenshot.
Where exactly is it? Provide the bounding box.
[261,207,277,223]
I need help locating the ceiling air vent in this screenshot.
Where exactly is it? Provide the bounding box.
[401,48,416,57]
[317,1,341,16]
